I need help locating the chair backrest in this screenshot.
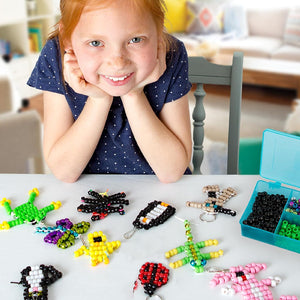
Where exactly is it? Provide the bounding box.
[188,52,243,174]
[0,110,44,173]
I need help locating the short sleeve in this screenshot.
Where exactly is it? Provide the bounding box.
[27,38,65,95]
[164,39,192,103]
[144,37,192,114]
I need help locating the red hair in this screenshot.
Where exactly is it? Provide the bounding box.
[49,0,171,60]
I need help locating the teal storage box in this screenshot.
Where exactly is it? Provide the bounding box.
[239,129,300,253]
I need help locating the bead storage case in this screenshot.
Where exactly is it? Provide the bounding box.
[239,129,300,254]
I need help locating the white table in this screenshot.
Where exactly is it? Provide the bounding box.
[0,174,299,299]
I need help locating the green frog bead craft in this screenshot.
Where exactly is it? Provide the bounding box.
[0,188,61,230]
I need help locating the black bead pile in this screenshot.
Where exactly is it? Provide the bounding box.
[132,200,176,230]
[77,190,129,221]
[243,191,287,232]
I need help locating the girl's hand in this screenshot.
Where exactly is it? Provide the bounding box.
[64,49,112,100]
[123,39,167,98]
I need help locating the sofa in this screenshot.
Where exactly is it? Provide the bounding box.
[0,75,45,174]
[165,1,300,62]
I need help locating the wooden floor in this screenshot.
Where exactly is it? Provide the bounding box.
[23,84,296,123]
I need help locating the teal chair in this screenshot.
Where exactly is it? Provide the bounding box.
[188,52,244,174]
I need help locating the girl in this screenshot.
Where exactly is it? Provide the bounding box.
[27,0,192,183]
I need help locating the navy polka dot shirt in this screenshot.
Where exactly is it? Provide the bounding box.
[27,36,192,175]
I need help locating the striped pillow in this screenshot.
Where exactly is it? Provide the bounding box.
[284,7,300,46]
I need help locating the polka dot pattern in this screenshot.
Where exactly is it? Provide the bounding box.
[27,36,192,175]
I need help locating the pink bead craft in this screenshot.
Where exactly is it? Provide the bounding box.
[209,262,298,300]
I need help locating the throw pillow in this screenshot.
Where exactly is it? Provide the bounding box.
[186,1,225,35]
[283,7,300,47]
[164,0,188,33]
[223,4,248,38]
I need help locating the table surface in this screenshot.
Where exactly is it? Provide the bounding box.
[0,174,299,299]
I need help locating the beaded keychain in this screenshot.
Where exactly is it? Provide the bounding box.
[11,264,62,300]
[0,188,61,230]
[133,262,169,299]
[74,231,121,266]
[209,262,298,300]
[186,185,237,222]
[165,220,223,273]
[124,200,176,239]
[77,189,129,221]
[35,218,90,249]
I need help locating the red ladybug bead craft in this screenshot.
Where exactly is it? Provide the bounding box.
[134,262,169,299]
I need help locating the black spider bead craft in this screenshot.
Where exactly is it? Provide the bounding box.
[12,264,62,300]
[77,190,129,221]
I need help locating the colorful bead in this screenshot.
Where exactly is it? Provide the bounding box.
[124,201,176,239]
[186,185,238,221]
[36,218,90,249]
[210,263,297,300]
[77,189,129,221]
[0,188,61,230]
[134,262,169,297]
[74,231,121,266]
[165,220,223,273]
[286,197,300,215]
[11,264,62,300]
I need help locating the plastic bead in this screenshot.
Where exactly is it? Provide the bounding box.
[0,188,61,230]
[11,264,62,299]
[186,185,238,221]
[165,220,223,273]
[124,201,176,239]
[77,189,129,221]
[133,262,169,297]
[278,220,300,241]
[74,231,121,266]
[243,192,287,232]
[35,218,90,249]
[209,263,297,300]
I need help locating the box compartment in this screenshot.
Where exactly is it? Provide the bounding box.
[239,129,300,253]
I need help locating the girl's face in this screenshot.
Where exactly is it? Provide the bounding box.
[70,1,159,97]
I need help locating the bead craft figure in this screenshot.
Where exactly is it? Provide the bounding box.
[133,262,169,298]
[11,264,62,300]
[209,262,298,300]
[124,200,176,239]
[35,218,90,249]
[186,185,237,222]
[0,188,61,230]
[165,220,223,273]
[74,231,121,266]
[77,189,129,221]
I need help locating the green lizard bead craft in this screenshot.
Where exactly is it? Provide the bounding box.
[165,220,223,273]
[0,188,61,230]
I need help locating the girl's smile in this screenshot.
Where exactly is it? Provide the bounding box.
[101,72,134,86]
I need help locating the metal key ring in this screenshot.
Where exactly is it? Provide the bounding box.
[199,211,217,222]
